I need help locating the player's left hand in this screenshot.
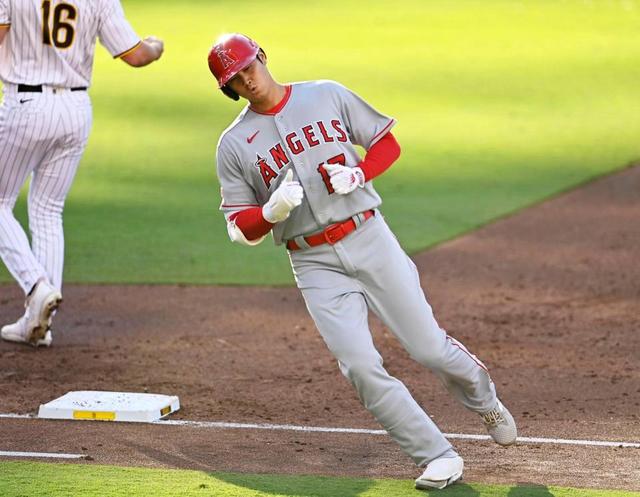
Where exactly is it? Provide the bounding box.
[323,163,365,195]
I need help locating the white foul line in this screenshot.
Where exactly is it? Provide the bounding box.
[1,413,639,449]
[0,414,86,459]
[155,420,640,448]
[0,450,85,459]
[0,414,31,419]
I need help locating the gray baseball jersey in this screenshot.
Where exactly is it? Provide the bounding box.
[216,79,500,467]
[217,80,395,244]
[0,0,140,88]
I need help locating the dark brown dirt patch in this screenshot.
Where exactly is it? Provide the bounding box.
[1,165,639,491]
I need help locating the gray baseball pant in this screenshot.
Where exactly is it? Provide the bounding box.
[289,212,496,466]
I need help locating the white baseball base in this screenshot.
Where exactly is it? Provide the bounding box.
[37,391,180,422]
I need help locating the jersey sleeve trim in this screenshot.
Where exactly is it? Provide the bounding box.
[114,40,142,59]
[369,118,396,148]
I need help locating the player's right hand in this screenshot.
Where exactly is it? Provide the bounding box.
[262,169,304,223]
[144,36,164,59]
[323,163,365,195]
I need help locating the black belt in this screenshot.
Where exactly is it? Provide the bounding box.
[17,84,87,92]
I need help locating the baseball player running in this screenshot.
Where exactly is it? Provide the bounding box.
[209,33,517,490]
[0,0,163,347]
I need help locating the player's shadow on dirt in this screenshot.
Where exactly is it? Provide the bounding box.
[212,471,374,497]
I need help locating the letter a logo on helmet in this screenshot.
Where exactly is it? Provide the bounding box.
[208,33,261,88]
[215,47,237,70]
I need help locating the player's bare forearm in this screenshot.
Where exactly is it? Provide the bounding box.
[121,36,164,67]
[0,26,9,45]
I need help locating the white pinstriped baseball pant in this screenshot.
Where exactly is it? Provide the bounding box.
[0,84,92,294]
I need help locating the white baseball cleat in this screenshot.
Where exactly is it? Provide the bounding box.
[38,329,53,347]
[481,399,517,446]
[415,455,464,490]
[1,317,54,347]
[1,280,61,347]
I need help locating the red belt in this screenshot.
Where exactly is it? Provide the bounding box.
[286,210,375,251]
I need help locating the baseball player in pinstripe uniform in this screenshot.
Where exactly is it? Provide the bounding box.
[0,0,163,347]
[209,34,517,490]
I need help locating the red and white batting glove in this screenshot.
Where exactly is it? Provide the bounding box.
[262,169,304,223]
[323,163,365,195]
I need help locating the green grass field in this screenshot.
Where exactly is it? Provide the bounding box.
[1,0,639,285]
[1,2,639,494]
[1,462,639,497]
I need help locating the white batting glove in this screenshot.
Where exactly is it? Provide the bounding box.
[262,169,304,223]
[323,163,365,195]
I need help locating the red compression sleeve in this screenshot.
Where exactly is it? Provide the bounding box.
[358,132,401,182]
[231,207,274,241]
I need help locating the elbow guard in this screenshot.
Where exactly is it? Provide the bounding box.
[226,220,266,246]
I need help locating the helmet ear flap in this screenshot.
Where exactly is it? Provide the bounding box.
[221,86,240,101]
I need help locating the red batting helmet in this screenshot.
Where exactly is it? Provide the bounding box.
[208,33,260,89]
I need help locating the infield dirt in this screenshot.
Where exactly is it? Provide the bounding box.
[1,165,639,491]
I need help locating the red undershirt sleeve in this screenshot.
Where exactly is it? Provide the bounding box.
[231,207,274,241]
[358,131,401,182]
[232,132,401,241]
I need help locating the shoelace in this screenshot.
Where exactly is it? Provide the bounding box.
[481,408,505,427]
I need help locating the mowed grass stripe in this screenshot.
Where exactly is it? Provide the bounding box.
[1,0,639,285]
[0,462,639,497]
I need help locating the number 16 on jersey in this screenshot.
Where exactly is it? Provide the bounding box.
[42,0,77,49]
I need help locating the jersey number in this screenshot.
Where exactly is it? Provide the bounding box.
[42,1,77,49]
[317,154,346,194]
